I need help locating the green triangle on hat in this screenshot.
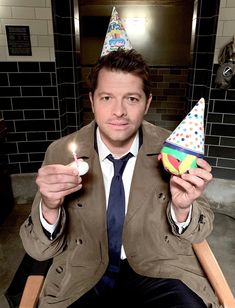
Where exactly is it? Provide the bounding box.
[101,7,132,56]
[159,98,205,175]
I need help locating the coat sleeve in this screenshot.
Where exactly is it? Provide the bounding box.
[20,191,67,261]
[167,194,214,243]
[19,139,69,261]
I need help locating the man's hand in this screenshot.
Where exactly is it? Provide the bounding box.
[170,158,213,222]
[36,164,82,224]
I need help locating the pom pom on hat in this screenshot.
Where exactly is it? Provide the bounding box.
[101,7,132,56]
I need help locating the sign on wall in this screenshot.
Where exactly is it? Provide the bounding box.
[6,25,32,56]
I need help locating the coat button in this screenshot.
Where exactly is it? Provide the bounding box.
[76,238,83,245]
[27,216,32,226]
[158,192,166,200]
[56,266,63,274]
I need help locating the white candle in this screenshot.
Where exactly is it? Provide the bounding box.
[69,142,89,176]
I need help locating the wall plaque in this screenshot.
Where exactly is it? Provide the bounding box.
[6,25,32,56]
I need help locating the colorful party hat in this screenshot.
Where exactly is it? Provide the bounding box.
[159,98,205,175]
[101,7,132,56]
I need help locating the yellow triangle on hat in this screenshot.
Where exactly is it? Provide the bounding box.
[101,7,132,56]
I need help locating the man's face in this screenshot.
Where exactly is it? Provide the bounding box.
[89,68,152,154]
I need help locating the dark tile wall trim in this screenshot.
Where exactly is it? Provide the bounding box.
[187,0,235,180]
[0,61,60,173]
[52,0,82,136]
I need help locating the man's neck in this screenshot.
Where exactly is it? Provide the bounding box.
[96,128,139,159]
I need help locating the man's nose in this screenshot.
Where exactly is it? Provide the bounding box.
[112,100,126,116]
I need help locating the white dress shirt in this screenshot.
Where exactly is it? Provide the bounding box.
[40,127,191,250]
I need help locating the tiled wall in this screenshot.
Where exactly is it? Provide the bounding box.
[1,61,60,173]
[0,0,57,173]
[145,67,189,131]
[0,0,83,173]
[0,0,54,62]
[187,0,235,180]
[0,0,234,180]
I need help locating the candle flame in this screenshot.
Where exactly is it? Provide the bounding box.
[69,142,77,154]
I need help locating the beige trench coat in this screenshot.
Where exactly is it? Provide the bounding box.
[20,121,219,307]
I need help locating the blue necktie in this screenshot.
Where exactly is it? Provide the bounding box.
[96,152,133,293]
[106,152,133,273]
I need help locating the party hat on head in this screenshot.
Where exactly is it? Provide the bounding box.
[159,98,205,175]
[101,7,132,56]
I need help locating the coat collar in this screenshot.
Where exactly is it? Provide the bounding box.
[73,120,167,160]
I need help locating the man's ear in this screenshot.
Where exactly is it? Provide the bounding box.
[89,92,95,113]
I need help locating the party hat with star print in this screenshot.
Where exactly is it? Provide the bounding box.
[159,98,205,175]
[101,7,132,56]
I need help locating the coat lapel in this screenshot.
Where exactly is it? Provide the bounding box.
[125,122,169,223]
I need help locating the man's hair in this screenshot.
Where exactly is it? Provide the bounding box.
[88,48,152,98]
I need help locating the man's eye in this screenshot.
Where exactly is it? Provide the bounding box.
[128,97,139,103]
[101,96,111,101]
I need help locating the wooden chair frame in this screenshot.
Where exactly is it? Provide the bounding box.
[18,240,235,308]
[193,240,235,308]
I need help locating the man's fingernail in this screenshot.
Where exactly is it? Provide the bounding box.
[73,168,79,175]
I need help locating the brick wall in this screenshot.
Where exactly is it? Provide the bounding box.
[1,61,60,173]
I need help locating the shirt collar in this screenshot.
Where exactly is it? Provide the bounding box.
[96,127,139,161]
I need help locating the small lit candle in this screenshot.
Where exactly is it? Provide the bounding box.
[70,142,79,167]
[69,142,89,176]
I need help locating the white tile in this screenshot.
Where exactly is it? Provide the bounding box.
[31,46,51,60]
[5,54,31,61]
[215,36,233,50]
[30,35,38,46]
[226,0,235,8]
[35,7,52,20]
[215,21,224,36]
[0,34,7,46]
[0,6,12,18]
[223,20,235,36]
[5,46,50,61]
[12,7,35,19]
[47,20,53,35]
[0,46,8,61]
[46,0,51,8]
[49,47,55,61]
[2,19,48,35]
[220,0,227,8]
[0,0,46,7]
[213,49,220,64]
[38,34,54,47]
[219,8,235,20]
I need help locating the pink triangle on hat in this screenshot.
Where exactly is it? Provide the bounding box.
[164,97,205,157]
[101,7,132,56]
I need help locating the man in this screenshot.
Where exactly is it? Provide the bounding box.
[20,49,218,307]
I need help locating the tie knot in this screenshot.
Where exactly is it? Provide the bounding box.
[107,152,133,177]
